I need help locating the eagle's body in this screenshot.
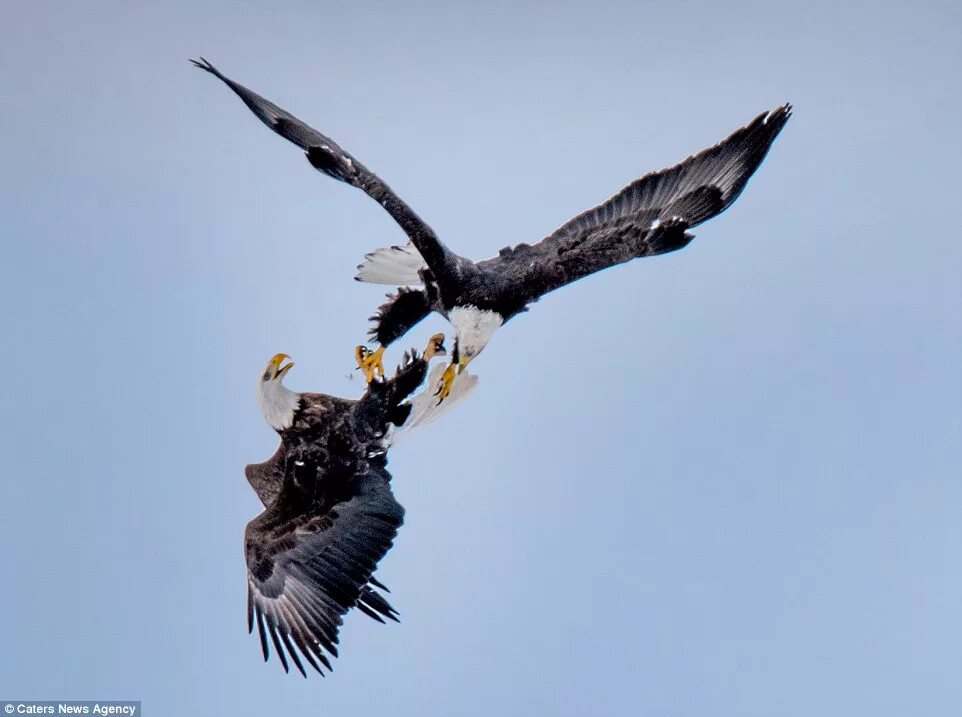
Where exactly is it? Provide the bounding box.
[192,57,790,387]
[243,347,441,676]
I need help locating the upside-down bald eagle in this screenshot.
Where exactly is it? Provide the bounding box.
[243,335,452,676]
[192,58,790,399]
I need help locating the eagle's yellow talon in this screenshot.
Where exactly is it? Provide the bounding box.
[354,345,385,383]
[434,363,456,404]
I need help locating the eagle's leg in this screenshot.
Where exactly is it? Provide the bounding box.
[434,356,468,404]
[355,345,385,383]
[434,363,456,403]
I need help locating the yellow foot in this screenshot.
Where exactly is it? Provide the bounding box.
[423,333,447,361]
[433,355,469,404]
[434,362,456,404]
[354,345,385,383]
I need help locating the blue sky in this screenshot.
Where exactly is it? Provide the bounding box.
[1,1,960,715]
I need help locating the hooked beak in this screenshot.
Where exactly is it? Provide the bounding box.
[269,353,294,380]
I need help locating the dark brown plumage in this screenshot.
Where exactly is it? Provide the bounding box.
[243,348,435,676]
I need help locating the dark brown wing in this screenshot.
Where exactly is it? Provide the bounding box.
[244,445,286,507]
[367,287,432,347]
[245,462,404,676]
[482,104,791,301]
[190,57,452,274]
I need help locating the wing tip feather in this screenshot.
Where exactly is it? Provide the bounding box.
[189,56,222,79]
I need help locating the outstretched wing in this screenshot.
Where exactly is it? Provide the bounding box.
[483,104,791,299]
[245,462,404,676]
[190,57,451,273]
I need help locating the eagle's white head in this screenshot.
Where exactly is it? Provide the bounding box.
[257,353,299,431]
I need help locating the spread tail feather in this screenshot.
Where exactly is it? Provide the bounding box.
[386,363,479,445]
[356,243,427,285]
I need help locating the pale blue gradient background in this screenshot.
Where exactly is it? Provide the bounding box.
[2,1,960,714]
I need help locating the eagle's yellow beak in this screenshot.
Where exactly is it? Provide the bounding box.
[269,353,294,379]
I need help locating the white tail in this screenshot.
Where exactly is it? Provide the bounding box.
[355,243,427,285]
[387,363,479,445]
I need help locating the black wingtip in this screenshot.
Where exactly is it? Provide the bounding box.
[281,632,307,678]
[379,604,401,623]
[359,583,402,622]
[355,601,386,623]
[760,103,793,132]
[368,576,391,593]
[255,609,269,662]
[189,56,225,81]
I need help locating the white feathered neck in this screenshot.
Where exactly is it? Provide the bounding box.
[257,378,300,431]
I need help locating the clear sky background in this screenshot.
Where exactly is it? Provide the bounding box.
[1,1,959,715]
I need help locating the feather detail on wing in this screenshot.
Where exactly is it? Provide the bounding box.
[367,288,432,347]
[190,57,451,273]
[355,243,427,285]
[245,463,404,676]
[482,104,791,299]
[356,584,400,623]
[541,104,792,244]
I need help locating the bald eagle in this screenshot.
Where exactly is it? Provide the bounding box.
[192,58,790,398]
[243,335,447,676]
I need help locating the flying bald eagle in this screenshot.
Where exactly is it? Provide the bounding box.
[192,58,790,399]
[244,335,447,676]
